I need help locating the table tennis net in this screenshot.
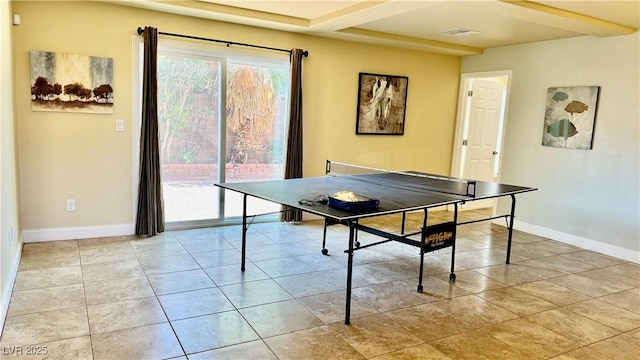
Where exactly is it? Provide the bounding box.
[326,160,476,198]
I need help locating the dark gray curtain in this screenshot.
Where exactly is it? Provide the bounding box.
[135,26,165,236]
[280,49,305,222]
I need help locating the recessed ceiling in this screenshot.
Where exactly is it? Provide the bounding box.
[110,0,639,56]
[203,0,361,19]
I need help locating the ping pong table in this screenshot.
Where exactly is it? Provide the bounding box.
[215,160,537,324]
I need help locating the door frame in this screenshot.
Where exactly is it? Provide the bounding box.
[450,70,512,210]
[133,37,291,231]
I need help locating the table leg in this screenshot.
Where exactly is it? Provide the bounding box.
[344,221,355,325]
[321,218,329,255]
[241,194,247,272]
[417,209,428,292]
[506,194,516,264]
[449,204,458,281]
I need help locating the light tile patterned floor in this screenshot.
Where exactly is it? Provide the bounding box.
[1,209,639,359]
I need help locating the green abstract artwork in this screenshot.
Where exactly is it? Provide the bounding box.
[542,86,599,149]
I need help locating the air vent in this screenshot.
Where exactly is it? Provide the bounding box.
[439,28,479,36]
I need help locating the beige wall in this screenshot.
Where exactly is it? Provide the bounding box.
[11,1,460,234]
[1,0,22,327]
[462,33,639,260]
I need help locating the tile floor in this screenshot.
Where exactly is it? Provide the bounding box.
[1,209,639,359]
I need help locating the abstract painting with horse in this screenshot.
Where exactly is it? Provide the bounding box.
[356,72,408,135]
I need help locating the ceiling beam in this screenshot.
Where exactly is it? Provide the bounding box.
[309,0,441,32]
[108,0,310,30]
[336,27,484,56]
[499,0,637,36]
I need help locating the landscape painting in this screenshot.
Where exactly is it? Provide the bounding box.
[542,86,599,149]
[30,50,113,114]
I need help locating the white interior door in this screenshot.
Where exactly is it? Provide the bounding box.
[461,78,506,209]
[465,79,503,180]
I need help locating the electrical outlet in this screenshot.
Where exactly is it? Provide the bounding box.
[66,199,76,212]
[8,227,13,245]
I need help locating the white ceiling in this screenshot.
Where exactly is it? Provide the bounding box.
[112,0,639,56]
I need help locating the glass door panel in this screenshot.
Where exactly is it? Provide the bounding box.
[158,53,222,224]
[155,46,290,227]
[223,62,289,219]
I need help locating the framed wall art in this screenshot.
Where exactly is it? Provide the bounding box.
[30,50,114,114]
[542,86,600,149]
[356,72,408,135]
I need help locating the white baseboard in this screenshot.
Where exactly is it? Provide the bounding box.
[23,223,135,243]
[511,220,640,263]
[1,238,22,334]
[20,220,639,263]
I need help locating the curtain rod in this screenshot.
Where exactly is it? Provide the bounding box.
[136,27,308,57]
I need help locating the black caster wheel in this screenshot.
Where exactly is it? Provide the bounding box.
[354,241,361,248]
[417,285,423,293]
[321,249,329,256]
[449,273,456,281]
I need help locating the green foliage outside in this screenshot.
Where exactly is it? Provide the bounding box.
[157,55,288,165]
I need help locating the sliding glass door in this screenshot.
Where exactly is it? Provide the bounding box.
[155,42,289,228]
[157,53,221,224]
